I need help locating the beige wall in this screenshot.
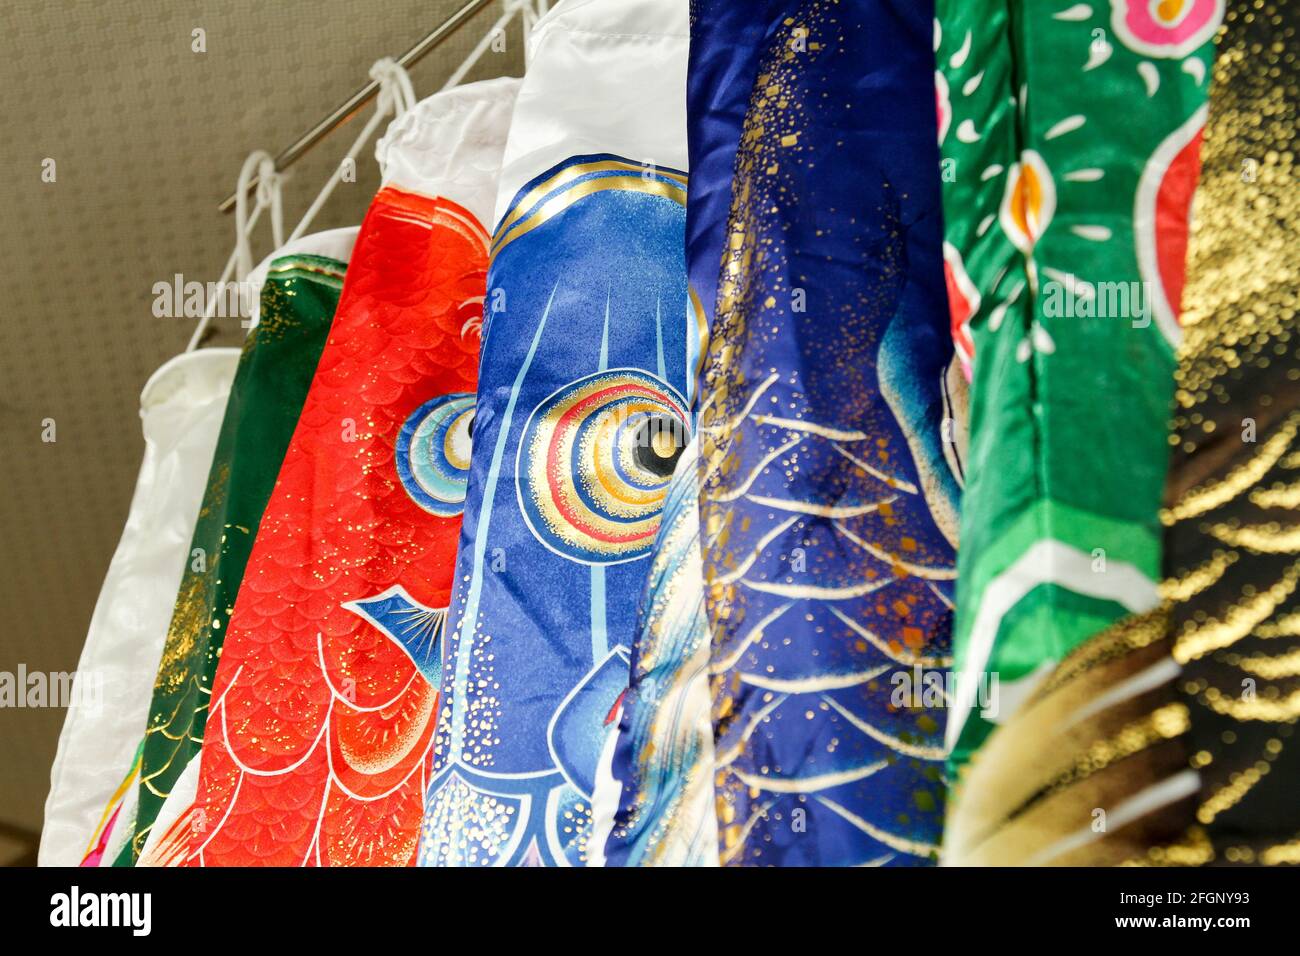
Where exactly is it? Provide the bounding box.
[0,0,524,863]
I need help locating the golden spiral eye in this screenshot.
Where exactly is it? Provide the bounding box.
[396,393,475,516]
[516,369,690,564]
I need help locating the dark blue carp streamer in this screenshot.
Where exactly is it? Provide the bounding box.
[694,0,961,866]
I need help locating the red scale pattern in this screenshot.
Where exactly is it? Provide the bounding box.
[187,188,485,867]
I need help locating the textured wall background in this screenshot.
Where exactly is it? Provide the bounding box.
[0,0,525,864]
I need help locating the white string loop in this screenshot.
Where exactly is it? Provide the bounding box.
[258,157,285,251]
[369,56,418,115]
[188,150,281,352]
[286,57,416,243]
[197,5,531,352]
[442,0,532,91]
[234,150,284,280]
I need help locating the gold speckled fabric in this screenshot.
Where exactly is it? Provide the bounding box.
[693,0,958,866]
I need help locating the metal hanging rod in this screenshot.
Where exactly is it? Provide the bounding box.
[218,0,496,213]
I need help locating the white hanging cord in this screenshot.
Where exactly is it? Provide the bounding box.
[187,151,281,352]
[184,233,249,352]
[296,5,529,241]
[234,150,283,280]
[260,160,285,251]
[442,0,531,91]
[372,55,418,115]
[287,57,416,243]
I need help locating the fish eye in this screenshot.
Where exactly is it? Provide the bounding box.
[634,415,686,477]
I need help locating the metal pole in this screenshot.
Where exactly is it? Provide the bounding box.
[217,0,496,212]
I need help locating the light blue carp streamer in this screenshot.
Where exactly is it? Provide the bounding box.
[595,438,719,866]
[420,154,696,867]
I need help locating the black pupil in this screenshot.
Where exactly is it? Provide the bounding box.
[634,415,686,477]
